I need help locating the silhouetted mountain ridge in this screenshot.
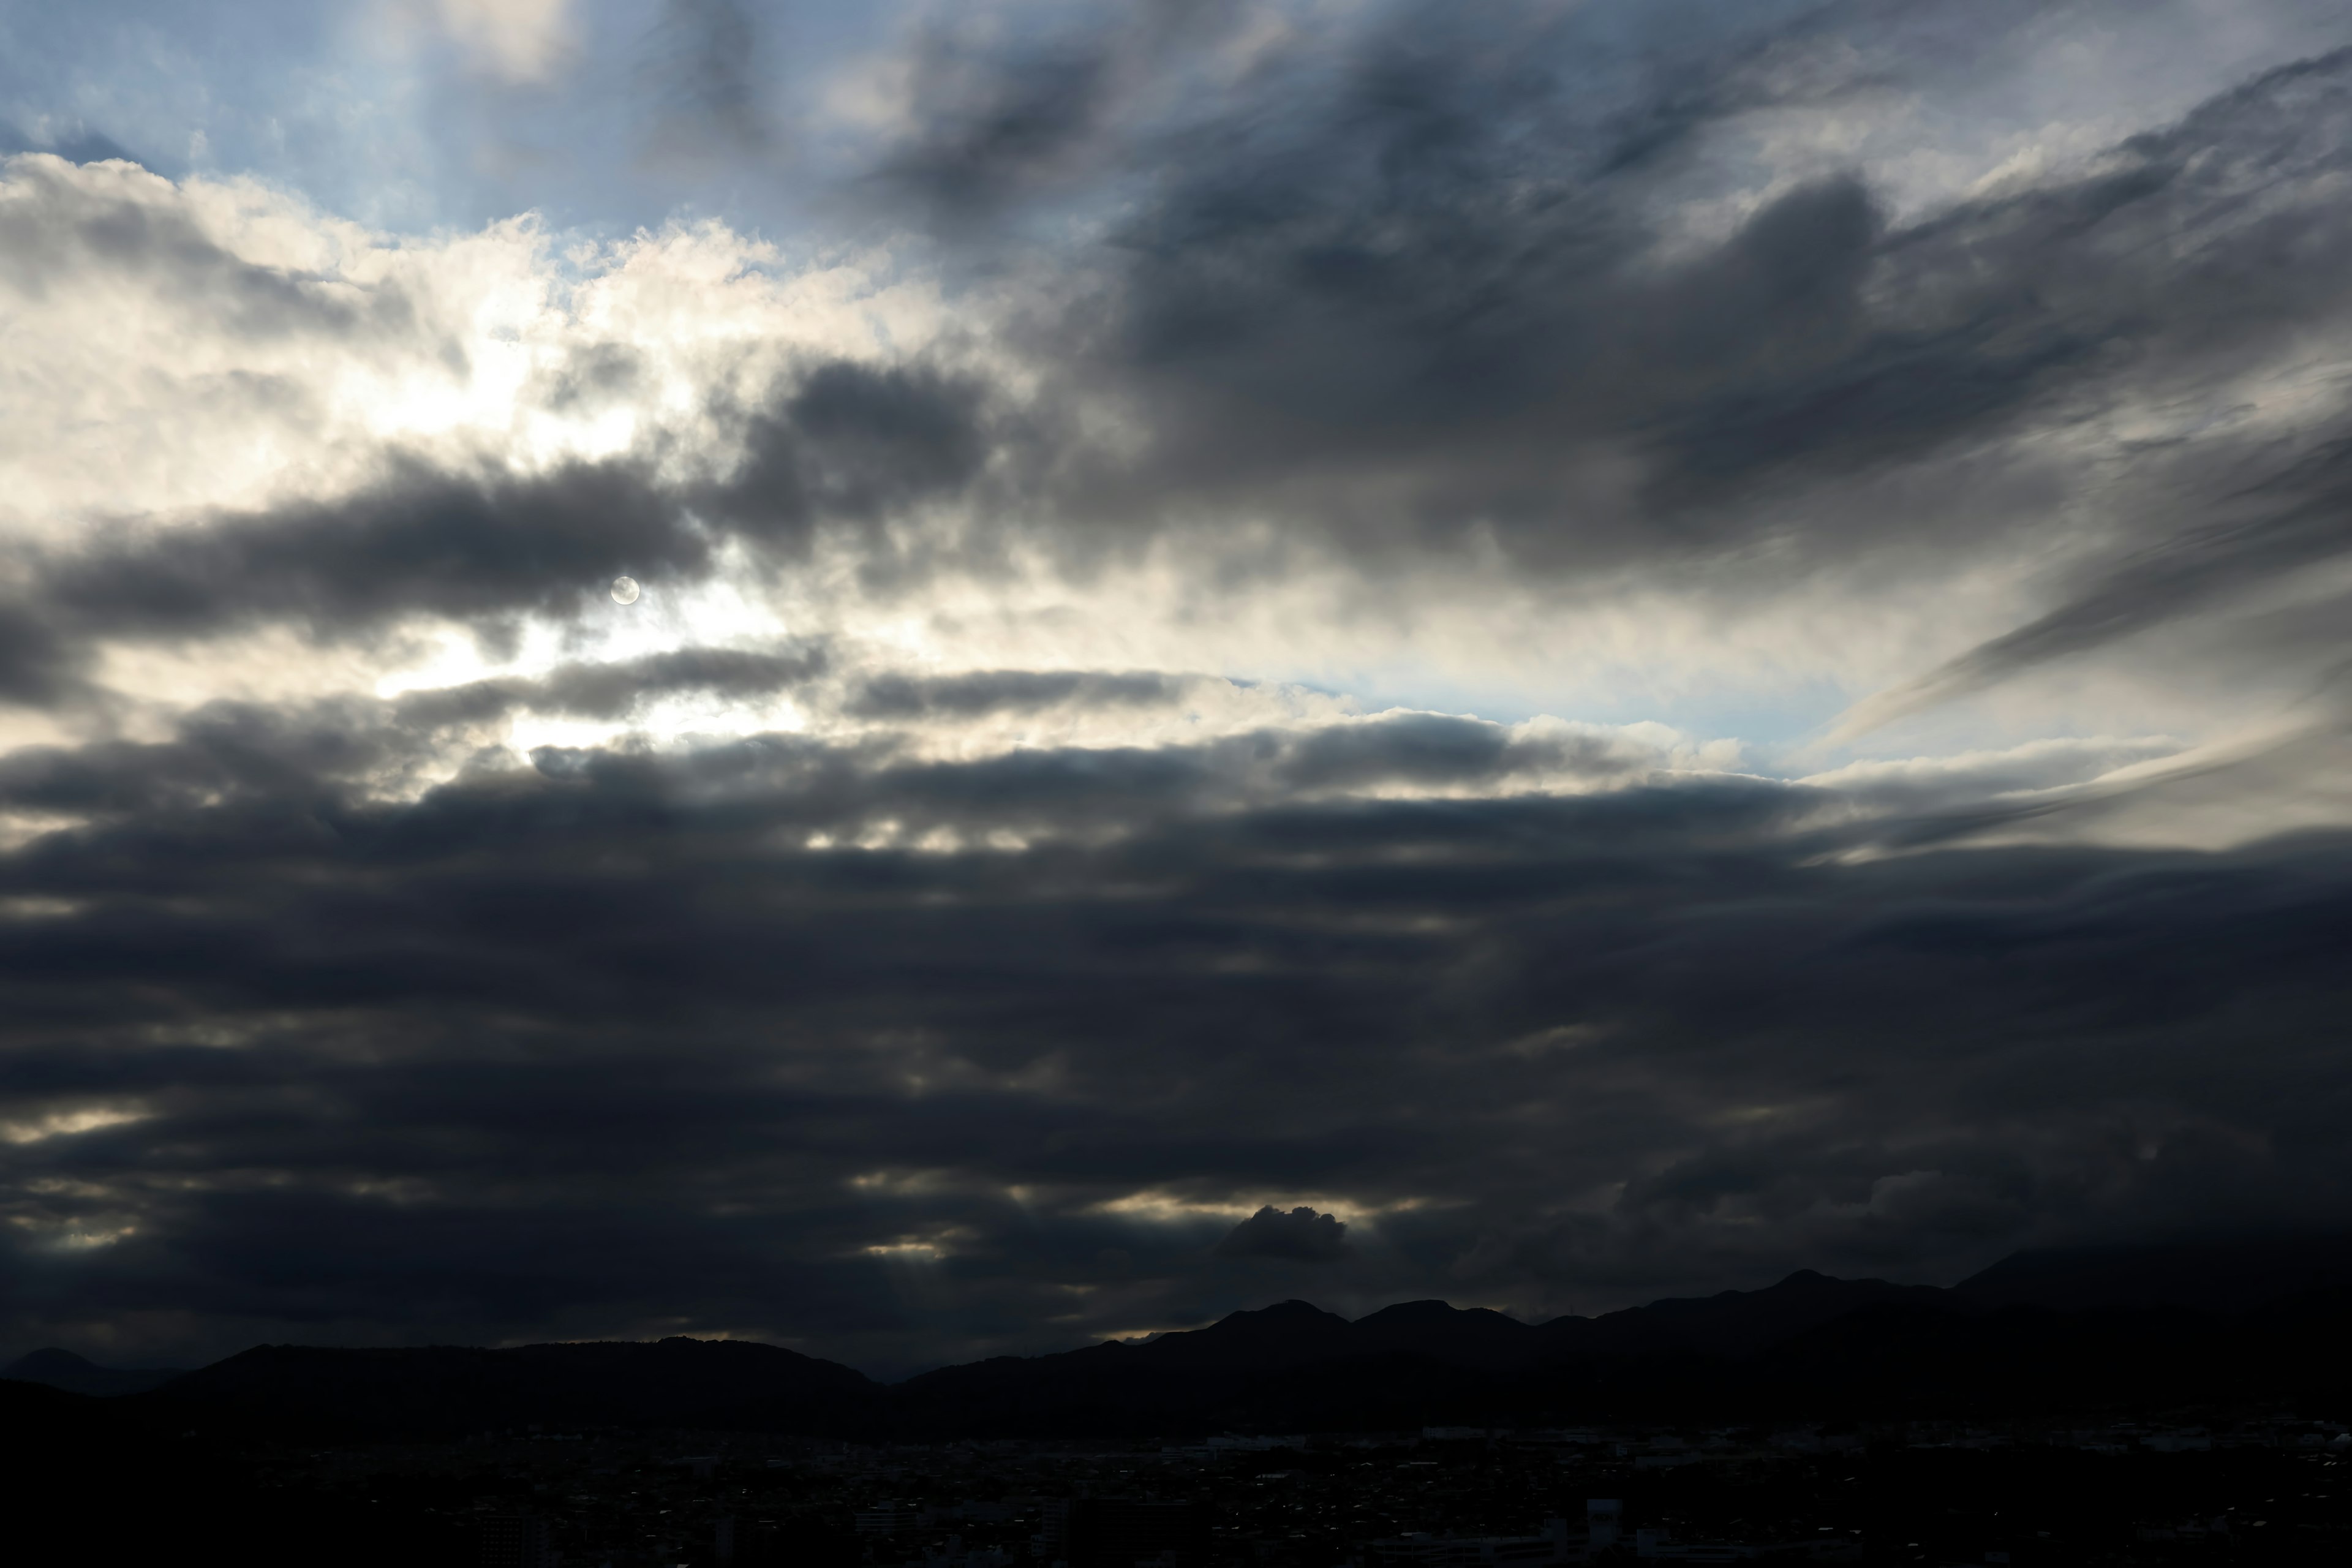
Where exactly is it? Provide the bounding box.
[2,1346,187,1397]
[18,1236,2351,1436]
[130,1336,879,1438]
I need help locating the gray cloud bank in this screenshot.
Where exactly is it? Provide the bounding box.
[8,11,2352,710]
[2,684,2347,1371]
[996,15,2352,704]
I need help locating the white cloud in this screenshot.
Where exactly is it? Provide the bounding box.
[2,149,2346,858]
[0,155,947,543]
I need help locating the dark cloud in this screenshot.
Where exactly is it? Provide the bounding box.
[12,20,2350,711]
[854,11,2352,656]
[1860,432,2352,725]
[394,645,831,729]
[0,701,393,818]
[0,459,696,712]
[1216,1205,1351,1262]
[0,355,997,710]
[48,460,685,632]
[0,602,79,708]
[873,36,1116,224]
[4,692,2350,1371]
[699,360,998,562]
[866,0,1244,227]
[845,670,1188,720]
[0,151,412,337]
[1261,714,1643,793]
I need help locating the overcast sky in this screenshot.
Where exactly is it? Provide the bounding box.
[4,0,2352,1378]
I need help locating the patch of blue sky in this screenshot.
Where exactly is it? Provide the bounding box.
[0,1,897,236]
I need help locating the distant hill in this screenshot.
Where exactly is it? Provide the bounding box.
[881,1241,2352,1434]
[138,1336,881,1439]
[2,1347,187,1397]
[66,1235,2352,1438]
[1951,1235,2352,1314]
[1535,1269,1956,1362]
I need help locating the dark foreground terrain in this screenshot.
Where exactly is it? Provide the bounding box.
[4,1385,2348,1566]
[7,1238,2351,1563]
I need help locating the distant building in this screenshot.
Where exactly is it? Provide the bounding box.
[722,1517,790,1567]
[1363,1533,1476,1568]
[1633,1529,1781,1561]
[1205,1433,1307,1451]
[1039,1498,1208,1568]
[858,1504,915,1534]
[1588,1500,1622,1555]
[476,1509,551,1568]
[1362,1525,1570,1567]
[2144,1428,2211,1452]
[1768,1427,1863,1456]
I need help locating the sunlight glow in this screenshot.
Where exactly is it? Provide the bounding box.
[2,1105,151,1145]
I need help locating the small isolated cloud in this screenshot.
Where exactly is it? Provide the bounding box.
[1215,1205,1351,1262]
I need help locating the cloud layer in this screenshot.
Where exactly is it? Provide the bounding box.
[3,1,2352,1374]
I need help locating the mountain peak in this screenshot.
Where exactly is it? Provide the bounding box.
[1355,1298,1469,1322]
[1197,1298,1352,1332]
[1126,1298,1354,1370]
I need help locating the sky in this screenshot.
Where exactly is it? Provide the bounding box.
[4,0,2352,1378]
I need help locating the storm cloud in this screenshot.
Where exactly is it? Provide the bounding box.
[4,680,2343,1371]
[1219,1208,1352,1264]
